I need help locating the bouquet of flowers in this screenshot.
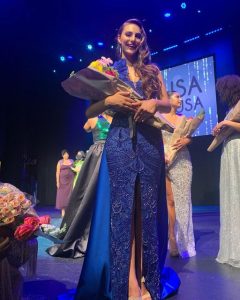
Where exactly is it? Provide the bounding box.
[165,110,205,165]
[207,100,240,152]
[0,183,63,243]
[61,57,174,132]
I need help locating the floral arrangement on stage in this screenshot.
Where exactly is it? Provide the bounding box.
[62,57,174,132]
[165,110,205,166]
[207,100,240,152]
[0,183,65,247]
[0,189,50,241]
[0,182,66,299]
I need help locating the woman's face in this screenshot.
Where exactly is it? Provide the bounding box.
[170,93,182,108]
[118,23,143,58]
[62,152,69,160]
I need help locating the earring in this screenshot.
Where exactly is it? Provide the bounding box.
[117,43,122,58]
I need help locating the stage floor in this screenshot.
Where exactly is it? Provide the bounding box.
[22,206,240,300]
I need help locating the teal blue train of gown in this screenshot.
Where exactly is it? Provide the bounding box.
[75,150,112,299]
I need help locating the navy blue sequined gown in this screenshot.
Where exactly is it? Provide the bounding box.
[75,59,180,300]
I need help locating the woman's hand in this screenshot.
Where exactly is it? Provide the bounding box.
[212,120,230,136]
[165,156,170,166]
[56,182,60,189]
[105,91,139,113]
[172,137,191,151]
[133,99,158,122]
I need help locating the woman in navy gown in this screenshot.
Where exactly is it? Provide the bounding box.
[75,19,180,300]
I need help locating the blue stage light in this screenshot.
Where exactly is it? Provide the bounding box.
[163,44,178,51]
[181,2,187,9]
[53,69,56,73]
[164,12,171,18]
[149,29,152,33]
[60,56,66,62]
[97,42,104,46]
[184,35,200,43]
[205,27,223,36]
[79,58,83,62]
[111,45,114,49]
[67,55,73,60]
[87,44,93,50]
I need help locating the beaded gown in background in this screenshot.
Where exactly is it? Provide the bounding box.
[162,130,196,258]
[47,115,110,258]
[216,133,240,267]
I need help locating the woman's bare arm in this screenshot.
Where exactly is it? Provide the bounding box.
[156,72,171,113]
[56,162,60,188]
[86,91,137,118]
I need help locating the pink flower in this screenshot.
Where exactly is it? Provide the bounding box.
[105,70,117,77]
[100,57,113,66]
[14,224,35,241]
[24,216,40,230]
[38,215,51,225]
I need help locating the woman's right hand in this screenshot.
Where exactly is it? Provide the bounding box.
[104,91,139,113]
[57,182,60,189]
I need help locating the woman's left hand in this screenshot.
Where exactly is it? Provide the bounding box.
[212,120,230,136]
[132,99,158,122]
[172,137,191,151]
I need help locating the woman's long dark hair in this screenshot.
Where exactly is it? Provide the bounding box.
[216,75,240,108]
[116,19,162,99]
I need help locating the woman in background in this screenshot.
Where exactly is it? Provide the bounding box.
[56,149,74,217]
[162,91,196,258]
[213,75,240,268]
[48,112,112,258]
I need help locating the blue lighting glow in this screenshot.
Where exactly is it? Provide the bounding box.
[87,44,93,50]
[181,2,187,9]
[67,55,73,60]
[97,42,104,46]
[149,29,152,33]
[205,27,223,36]
[163,44,178,51]
[162,56,217,136]
[151,51,159,56]
[184,35,200,43]
[111,45,114,49]
[79,58,83,62]
[53,69,56,73]
[164,12,171,18]
[60,56,66,62]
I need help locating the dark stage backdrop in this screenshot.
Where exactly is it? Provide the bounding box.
[1,25,239,206]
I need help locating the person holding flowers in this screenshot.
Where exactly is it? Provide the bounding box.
[74,19,180,300]
[162,91,196,258]
[213,75,240,268]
